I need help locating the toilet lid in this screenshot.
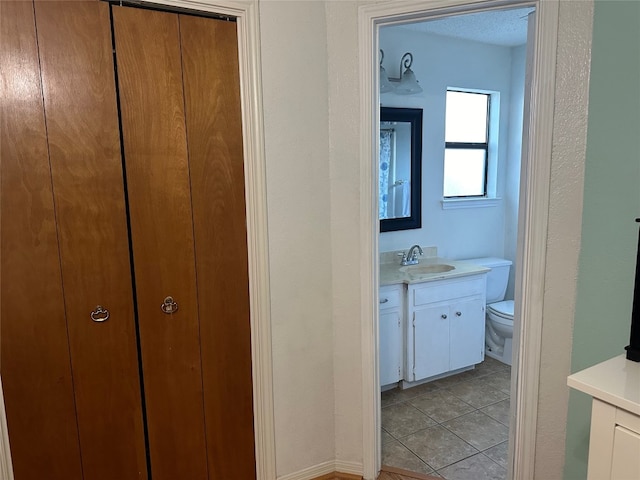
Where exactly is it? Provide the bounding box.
[488,300,514,319]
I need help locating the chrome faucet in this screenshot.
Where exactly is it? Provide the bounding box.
[401,244,423,265]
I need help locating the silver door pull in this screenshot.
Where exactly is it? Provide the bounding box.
[90,305,110,322]
[161,296,178,314]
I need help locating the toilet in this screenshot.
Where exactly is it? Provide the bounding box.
[465,257,514,365]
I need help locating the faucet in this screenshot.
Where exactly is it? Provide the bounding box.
[401,244,423,265]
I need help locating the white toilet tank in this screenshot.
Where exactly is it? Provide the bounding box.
[464,257,512,304]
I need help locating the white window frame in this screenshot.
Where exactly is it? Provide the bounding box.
[442,87,502,210]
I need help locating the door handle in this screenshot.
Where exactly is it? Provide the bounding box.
[161,296,178,314]
[90,305,110,323]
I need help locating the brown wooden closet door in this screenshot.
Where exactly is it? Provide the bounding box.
[179,15,256,479]
[112,6,209,479]
[33,2,148,478]
[0,2,83,478]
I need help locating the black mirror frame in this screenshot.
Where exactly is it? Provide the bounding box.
[380,107,423,232]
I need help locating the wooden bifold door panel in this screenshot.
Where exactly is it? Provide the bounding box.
[1,2,254,479]
[0,2,86,478]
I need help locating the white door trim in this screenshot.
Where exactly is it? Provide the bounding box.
[358,1,559,478]
[0,1,275,478]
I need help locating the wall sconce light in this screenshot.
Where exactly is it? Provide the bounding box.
[379,49,423,95]
[379,50,394,93]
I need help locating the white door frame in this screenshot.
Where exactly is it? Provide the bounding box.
[359,1,559,478]
[0,1,275,478]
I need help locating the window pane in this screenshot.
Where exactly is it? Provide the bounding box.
[445,91,488,143]
[443,149,486,197]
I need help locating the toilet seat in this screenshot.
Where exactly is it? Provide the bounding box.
[487,300,514,325]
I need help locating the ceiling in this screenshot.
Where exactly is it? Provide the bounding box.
[397,7,534,47]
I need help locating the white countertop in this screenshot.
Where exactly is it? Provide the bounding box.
[379,257,490,286]
[567,354,640,415]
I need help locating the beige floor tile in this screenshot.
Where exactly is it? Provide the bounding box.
[382,403,437,438]
[382,381,445,408]
[426,373,468,390]
[382,440,435,475]
[405,380,444,397]
[481,370,512,395]
[382,428,395,444]
[479,356,510,373]
[442,411,509,451]
[408,390,475,423]
[436,453,506,480]
[444,377,509,408]
[382,387,423,407]
[400,425,478,470]
[380,362,513,477]
[480,399,511,426]
[482,441,509,468]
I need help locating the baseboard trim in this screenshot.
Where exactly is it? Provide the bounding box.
[313,473,362,480]
[277,460,363,480]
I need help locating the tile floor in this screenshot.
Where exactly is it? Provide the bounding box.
[381,357,512,480]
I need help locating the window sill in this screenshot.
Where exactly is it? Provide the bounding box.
[441,197,501,210]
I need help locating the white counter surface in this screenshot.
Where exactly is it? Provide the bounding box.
[379,257,489,286]
[567,354,640,415]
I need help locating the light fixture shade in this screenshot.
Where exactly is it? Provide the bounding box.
[380,65,394,93]
[395,67,423,95]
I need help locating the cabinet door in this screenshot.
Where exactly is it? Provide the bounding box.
[414,306,450,381]
[611,425,640,480]
[449,298,485,371]
[380,310,402,386]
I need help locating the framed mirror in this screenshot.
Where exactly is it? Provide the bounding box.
[379,107,423,232]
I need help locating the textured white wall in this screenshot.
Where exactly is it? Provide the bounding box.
[258,1,335,475]
[325,0,366,469]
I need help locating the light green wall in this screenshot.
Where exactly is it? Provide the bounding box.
[564,1,640,478]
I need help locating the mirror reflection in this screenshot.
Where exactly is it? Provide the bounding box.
[379,107,422,232]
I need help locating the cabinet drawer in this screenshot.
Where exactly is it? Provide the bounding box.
[411,275,485,306]
[379,285,402,310]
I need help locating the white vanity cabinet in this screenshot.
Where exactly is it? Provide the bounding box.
[379,284,404,386]
[567,355,640,480]
[406,274,486,382]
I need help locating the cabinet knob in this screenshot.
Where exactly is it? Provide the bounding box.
[380,298,389,304]
[456,311,462,316]
[441,314,447,319]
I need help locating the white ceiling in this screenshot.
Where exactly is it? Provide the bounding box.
[396,7,534,47]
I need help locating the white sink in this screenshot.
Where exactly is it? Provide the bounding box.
[399,264,456,275]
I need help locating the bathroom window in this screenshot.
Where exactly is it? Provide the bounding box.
[443,90,491,198]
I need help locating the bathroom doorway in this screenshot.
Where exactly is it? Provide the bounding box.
[377,8,529,478]
[360,1,561,479]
